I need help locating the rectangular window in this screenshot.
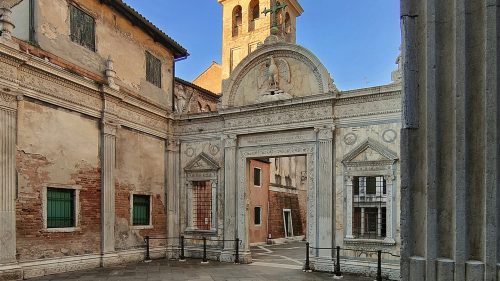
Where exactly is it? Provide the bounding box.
[254,168,262,186]
[146,51,162,88]
[254,207,262,225]
[193,181,212,230]
[133,195,151,226]
[353,176,360,195]
[366,177,377,194]
[70,5,95,51]
[47,188,75,228]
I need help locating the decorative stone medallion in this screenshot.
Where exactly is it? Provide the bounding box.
[209,144,220,156]
[185,146,195,157]
[344,133,357,145]
[382,129,397,143]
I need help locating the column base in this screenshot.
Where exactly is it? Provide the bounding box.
[313,256,334,272]
[220,250,252,264]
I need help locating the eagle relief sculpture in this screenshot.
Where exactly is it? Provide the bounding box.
[256,56,293,103]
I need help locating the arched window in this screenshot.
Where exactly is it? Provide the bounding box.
[232,5,243,37]
[249,0,260,32]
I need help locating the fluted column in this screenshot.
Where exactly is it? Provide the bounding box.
[0,93,18,264]
[166,139,180,242]
[101,121,119,254]
[384,174,395,244]
[220,134,237,263]
[401,0,500,280]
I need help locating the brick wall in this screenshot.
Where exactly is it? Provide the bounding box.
[114,184,167,250]
[268,191,305,239]
[16,151,101,261]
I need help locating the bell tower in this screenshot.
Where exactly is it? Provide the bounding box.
[218,0,303,80]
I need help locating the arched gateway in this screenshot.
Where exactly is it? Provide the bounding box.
[174,33,402,279]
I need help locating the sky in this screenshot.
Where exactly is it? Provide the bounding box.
[123,0,401,90]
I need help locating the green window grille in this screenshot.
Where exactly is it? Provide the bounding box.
[133,195,151,226]
[146,52,162,88]
[47,188,75,228]
[70,5,95,51]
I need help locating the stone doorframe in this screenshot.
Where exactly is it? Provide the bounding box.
[220,127,335,271]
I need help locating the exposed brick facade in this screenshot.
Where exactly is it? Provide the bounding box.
[115,183,167,250]
[16,151,101,261]
[267,191,305,239]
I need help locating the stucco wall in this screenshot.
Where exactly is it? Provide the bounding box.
[33,0,174,107]
[248,160,270,244]
[16,99,101,261]
[115,128,166,250]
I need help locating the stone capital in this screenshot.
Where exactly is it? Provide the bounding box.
[315,126,335,140]
[166,139,179,152]
[0,92,18,111]
[223,134,237,148]
[102,120,120,136]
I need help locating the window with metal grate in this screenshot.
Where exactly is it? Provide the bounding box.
[47,188,75,228]
[70,5,95,51]
[146,52,162,88]
[133,195,151,226]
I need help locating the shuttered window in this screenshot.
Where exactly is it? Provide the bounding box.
[146,52,162,88]
[47,188,75,228]
[133,195,151,226]
[70,5,95,51]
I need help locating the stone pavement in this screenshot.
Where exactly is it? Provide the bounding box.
[30,259,374,281]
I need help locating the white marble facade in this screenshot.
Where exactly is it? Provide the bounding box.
[174,35,402,279]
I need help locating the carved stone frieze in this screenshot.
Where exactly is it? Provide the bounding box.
[225,103,332,130]
[0,58,17,82]
[335,92,401,119]
[18,68,101,111]
[105,98,166,133]
[239,129,315,147]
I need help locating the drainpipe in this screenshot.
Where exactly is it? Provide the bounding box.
[172,55,188,112]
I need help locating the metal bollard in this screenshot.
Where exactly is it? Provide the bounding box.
[145,236,151,261]
[235,238,240,264]
[377,250,382,281]
[334,246,342,276]
[304,242,311,272]
[202,237,208,263]
[179,236,186,261]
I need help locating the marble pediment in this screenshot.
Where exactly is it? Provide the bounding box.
[221,38,338,108]
[184,153,220,172]
[342,138,398,164]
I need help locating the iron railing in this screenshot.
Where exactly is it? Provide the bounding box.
[144,236,241,264]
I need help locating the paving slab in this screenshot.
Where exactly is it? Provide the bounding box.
[28,259,375,281]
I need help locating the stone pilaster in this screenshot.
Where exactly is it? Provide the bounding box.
[166,139,180,242]
[101,121,119,254]
[384,174,395,244]
[313,127,334,271]
[0,93,18,265]
[345,176,354,239]
[220,134,237,263]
